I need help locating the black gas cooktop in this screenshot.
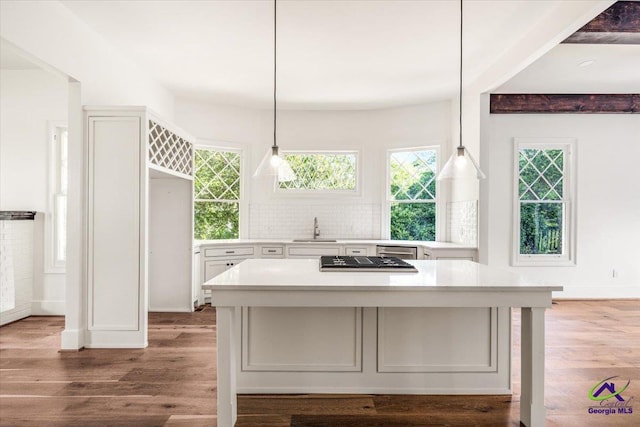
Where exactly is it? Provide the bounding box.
[319,256,418,273]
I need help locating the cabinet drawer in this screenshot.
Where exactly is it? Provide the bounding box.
[288,246,341,257]
[204,246,254,258]
[261,246,283,256]
[345,247,368,256]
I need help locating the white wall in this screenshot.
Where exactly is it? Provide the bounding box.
[1,0,178,347]
[0,69,67,314]
[176,98,452,239]
[483,113,640,298]
[0,1,174,118]
[0,70,66,210]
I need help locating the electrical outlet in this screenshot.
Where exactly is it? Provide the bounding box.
[612,269,618,279]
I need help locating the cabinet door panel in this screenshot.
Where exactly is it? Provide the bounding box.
[88,117,141,330]
[243,307,362,371]
[205,261,227,282]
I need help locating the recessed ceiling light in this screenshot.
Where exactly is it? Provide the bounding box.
[578,60,596,68]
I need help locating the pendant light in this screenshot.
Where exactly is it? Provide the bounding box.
[437,0,486,181]
[253,0,296,182]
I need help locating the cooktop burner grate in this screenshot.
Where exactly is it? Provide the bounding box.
[319,256,418,272]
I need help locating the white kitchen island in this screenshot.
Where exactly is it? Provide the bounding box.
[204,259,562,427]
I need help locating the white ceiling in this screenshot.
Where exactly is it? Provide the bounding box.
[50,1,638,109]
[496,43,640,93]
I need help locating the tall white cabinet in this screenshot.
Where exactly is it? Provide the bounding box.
[85,107,194,348]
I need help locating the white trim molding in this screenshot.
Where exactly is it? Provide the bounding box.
[512,137,577,267]
[384,145,443,241]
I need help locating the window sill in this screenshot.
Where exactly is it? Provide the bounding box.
[511,258,575,267]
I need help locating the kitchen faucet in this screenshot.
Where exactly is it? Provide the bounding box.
[313,217,320,239]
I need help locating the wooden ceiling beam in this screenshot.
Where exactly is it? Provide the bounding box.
[563,1,640,44]
[490,94,640,114]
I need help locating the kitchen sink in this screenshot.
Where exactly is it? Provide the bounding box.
[292,239,338,242]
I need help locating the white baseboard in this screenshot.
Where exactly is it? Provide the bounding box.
[31,300,65,315]
[61,328,84,350]
[0,303,31,326]
[148,307,193,312]
[85,330,148,349]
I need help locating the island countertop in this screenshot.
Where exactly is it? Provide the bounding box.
[202,258,562,293]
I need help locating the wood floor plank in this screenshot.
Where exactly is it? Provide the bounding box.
[235,415,292,427]
[237,394,376,416]
[289,414,519,426]
[0,415,170,427]
[164,415,219,427]
[372,394,514,415]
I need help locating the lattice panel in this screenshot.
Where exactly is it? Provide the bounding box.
[519,148,564,201]
[194,149,241,201]
[148,121,193,176]
[278,153,357,191]
[389,150,437,201]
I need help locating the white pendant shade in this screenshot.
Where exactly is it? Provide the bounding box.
[437,146,486,181]
[253,146,296,182]
[437,0,486,182]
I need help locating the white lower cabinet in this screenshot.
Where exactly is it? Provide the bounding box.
[205,259,247,281]
[423,247,478,261]
[202,245,256,303]
[200,244,478,291]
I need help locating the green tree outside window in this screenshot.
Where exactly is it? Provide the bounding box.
[194,148,241,240]
[518,147,565,255]
[389,149,437,241]
[279,152,357,191]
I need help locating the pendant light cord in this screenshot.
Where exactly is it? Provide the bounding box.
[458,0,463,150]
[273,0,277,150]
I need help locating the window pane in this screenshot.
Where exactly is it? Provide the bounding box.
[519,148,564,201]
[390,203,436,241]
[59,128,68,194]
[55,194,67,263]
[194,149,240,200]
[194,148,242,240]
[390,150,437,201]
[279,153,357,190]
[520,203,563,255]
[194,201,239,240]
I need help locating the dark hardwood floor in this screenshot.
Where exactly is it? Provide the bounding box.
[1,300,638,426]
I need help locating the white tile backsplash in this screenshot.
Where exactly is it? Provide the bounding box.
[447,200,477,245]
[249,203,382,239]
[1,220,34,319]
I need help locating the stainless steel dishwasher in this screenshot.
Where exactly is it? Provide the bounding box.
[375,245,418,260]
